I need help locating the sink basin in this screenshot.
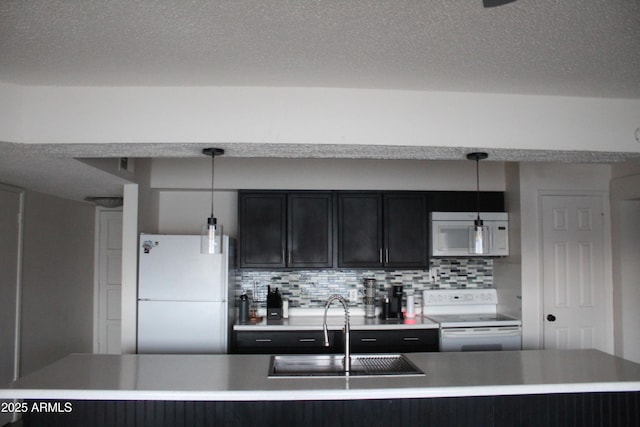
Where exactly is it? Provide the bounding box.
[268,354,425,378]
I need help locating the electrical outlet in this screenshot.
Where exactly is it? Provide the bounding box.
[430,268,440,282]
[348,289,358,302]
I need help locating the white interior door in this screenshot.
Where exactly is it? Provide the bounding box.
[0,185,23,426]
[542,195,606,350]
[95,209,123,354]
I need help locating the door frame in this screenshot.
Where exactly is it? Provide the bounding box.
[0,183,24,425]
[537,190,614,353]
[0,184,24,379]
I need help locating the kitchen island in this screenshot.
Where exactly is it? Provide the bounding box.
[2,350,639,426]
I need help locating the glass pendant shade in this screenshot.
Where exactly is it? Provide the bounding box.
[200,147,225,254]
[201,217,223,254]
[466,152,489,255]
[469,219,489,255]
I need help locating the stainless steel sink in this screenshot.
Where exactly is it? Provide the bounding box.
[268,354,425,378]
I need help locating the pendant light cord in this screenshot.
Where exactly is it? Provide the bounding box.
[202,147,224,221]
[475,157,480,221]
[210,153,215,218]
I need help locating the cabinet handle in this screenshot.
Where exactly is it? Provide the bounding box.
[403,337,420,342]
[360,338,377,342]
[288,250,292,265]
[379,248,383,264]
[385,248,389,264]
[298,338,316,343]
[255,339,272,343]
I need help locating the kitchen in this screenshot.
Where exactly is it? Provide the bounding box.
[4,156,640,426]
[2,1,640,426]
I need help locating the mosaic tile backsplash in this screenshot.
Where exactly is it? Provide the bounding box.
[236,258,493,308]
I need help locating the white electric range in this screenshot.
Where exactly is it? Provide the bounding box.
[423,288,522,352]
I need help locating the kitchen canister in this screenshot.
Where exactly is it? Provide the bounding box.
[239,292,250,323]
[405,294,415,318]
[363,278,377,318]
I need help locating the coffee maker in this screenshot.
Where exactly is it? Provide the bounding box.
[381,285,404,320]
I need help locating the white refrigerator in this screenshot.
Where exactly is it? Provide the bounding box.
[137,234,234,354]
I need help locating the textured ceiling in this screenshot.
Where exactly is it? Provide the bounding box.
[1,0,639,98]
[2,0,640,201]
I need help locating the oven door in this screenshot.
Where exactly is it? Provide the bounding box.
[440,326,521,352]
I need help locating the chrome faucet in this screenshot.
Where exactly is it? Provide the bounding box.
[323,294,351,375]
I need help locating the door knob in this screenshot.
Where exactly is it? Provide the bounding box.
[546,314,556,322]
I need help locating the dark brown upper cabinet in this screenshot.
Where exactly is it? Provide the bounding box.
[337,192,384,268]
[238,191,333,269]
[239,190,504,270]
[337,192,429,268]
[287,192,333,268]
[429,191,505,212]
[239,192,287,268]
[383,193,429,268]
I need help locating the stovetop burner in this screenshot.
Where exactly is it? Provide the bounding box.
[425,313,521,328]
[422,288,521,328]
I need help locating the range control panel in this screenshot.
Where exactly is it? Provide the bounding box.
[422,288,498,306]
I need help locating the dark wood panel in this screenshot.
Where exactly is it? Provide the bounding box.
[351,329,439,353]
[287,192,333,268]
[429,191,505,212]
[233,330,343,354]
[337,193,383,268]
[238,192,286,268]
[384,193,429,268]
[24,393,639,427]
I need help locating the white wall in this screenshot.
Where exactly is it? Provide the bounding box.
[494,163,522,319]
[610,158,640,362]
[19,190,95,375]
[2,85,638,155]
[0,184,23,426]
[518,162,613,350]
[153,157,507,235]
[120,184,139,354]
[0,83,21,143]
[616,201,640,363]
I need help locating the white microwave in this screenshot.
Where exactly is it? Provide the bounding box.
[431,212,509,257]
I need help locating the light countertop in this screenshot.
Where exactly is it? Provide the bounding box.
[2,350,639,401]
[234,307,438,331]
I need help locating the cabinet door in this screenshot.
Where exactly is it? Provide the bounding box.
[351,329,439,353]
[288,192,333,268]
[239,192,287,268]
[384,193,428,268]
[233,331,344,354]
[337,193,383,268]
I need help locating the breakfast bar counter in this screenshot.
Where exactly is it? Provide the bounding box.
[2,350,639,426]
[2,349,639,401]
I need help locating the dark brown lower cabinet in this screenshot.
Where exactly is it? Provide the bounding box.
[233,330,343,354]
[22,393,640,427]
[351,329,438,353]
[232,329,438,354]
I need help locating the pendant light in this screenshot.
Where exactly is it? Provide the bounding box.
[201,148,225,254]
[467,152,489,255]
